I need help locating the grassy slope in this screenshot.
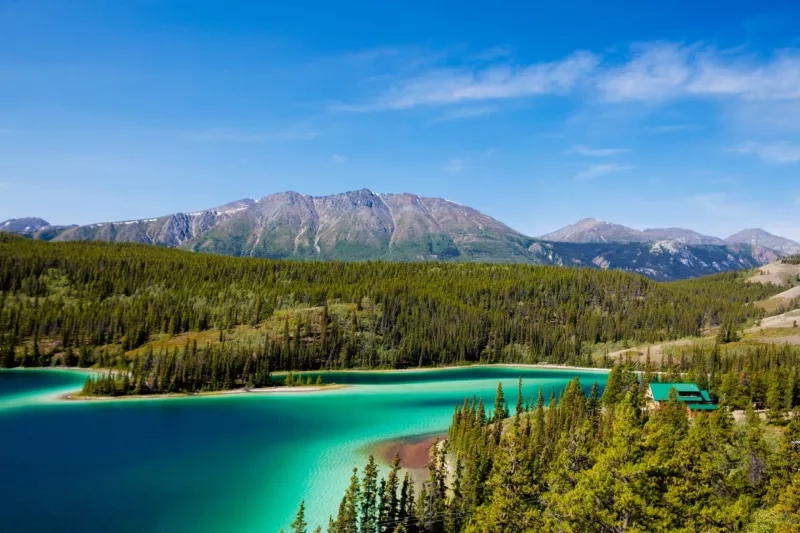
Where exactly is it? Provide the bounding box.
[603,265,800,364]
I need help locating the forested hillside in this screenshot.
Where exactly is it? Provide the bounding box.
[0,234,781,396]
[307,343,800,533]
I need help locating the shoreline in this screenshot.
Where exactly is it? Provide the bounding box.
[491,362,609,373]
[60,383,347,402]
[5,362,607,402]
[8,362,608,376]
[272,362,610,375]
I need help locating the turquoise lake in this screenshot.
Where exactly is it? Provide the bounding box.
[0,366,608,532]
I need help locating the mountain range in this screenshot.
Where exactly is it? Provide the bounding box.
[2,189,797,281]
[539,218,800,254]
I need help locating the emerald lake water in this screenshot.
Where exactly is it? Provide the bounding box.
[0,366,607,532]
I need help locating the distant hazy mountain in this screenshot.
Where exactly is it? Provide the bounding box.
[0,217,51,234]
[540,218,794,261]
[538,218,646,243]
[0,189,783,281]
[641,228,724,245]
[540,219,725,246]
[725,229,800,256]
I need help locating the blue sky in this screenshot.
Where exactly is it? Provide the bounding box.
[1,0,800,240]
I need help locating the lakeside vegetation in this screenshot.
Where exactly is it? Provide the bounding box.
[305,343,800,533]
[0,234,786,396]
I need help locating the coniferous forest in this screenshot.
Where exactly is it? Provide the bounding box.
[303,345,800,533]
[0,234,785,396]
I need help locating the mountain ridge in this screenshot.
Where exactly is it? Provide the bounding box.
[0,188,789,281]
[540,218,798,252]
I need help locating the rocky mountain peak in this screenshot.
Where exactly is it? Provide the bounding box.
[539,218,644,243]
[726,229,800,255]
[0,217,51,234]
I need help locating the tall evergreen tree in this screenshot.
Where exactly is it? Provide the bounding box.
[292,501,308,533]
[361,455,379,533]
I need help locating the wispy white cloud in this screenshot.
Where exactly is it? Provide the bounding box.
[574,164,634,180]
[690,50,800,100]
[330,154,347,163]
[570,144,630,157]
[333,51,599,111]
[598,43,800,102]
[598,43,693,102]
[733,141,800,163]
[336,41,800,113]
[433,106,497,122]
[183,126,320,143]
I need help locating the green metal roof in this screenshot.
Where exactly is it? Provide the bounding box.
[648,383,717,411]
[649,383,701,402]
[687,404,718,411]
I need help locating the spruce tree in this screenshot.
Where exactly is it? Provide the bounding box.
[601,364,624,407]
[336,468,360,533]
[743,406,770,495]
[385,454,402,525]
[768,369,788,424]
[515,377,524,418]
[492,382,508,443]
[361,455,379,533]
[469,425,540,532]
[768,410,800,503]
[291,501,308,533]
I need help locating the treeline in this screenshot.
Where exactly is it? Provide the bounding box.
[0,235,781,394]
[781,255,800,265]
[302,349,800,532]
[78,349,324,396]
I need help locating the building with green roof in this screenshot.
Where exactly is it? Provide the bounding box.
[646,382,718,413]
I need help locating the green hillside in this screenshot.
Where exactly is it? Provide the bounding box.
[0,234,782,395]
